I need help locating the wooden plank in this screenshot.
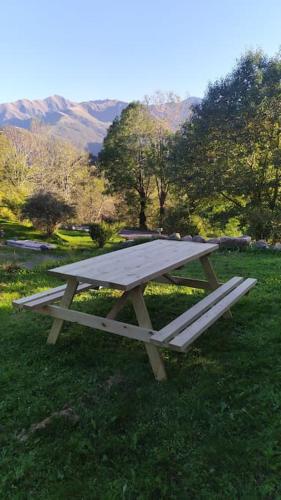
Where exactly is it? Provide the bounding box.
[150,277,244,346]
[17,283,97,310]
[49,240,218,291]
[200,255,232,319]
[13,283,93,307]
[154,274,222,290]
[130,287,167,381]
[36,304,155,342]
[47,278,78,345]
[106,291,131,319]
[106,285,146,320]
[169,278,257,351]
[13,283,73,307]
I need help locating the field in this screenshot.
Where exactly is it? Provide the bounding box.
[1,221,281,499]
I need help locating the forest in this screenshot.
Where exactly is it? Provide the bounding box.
[1,50,281,241]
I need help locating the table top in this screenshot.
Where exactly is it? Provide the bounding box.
[49,239,218,291]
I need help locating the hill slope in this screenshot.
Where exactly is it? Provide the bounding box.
[0,95,201,154]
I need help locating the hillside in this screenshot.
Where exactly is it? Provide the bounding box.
[0,95,201,154]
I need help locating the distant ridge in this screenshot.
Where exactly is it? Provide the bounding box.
[0,95,201,154]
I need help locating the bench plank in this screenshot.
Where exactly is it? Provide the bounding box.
[150,276,244,346]
[169,278,257,351]
[13,282,96,309]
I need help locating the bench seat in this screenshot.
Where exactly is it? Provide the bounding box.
[13,282,98,310]
[13,276,256,355]
[150,277,257,352]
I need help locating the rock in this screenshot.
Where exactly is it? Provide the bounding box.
[240,234,252,245]
[207,237,221,244]
[273,242,281,251]
[168,233,181,240]
[220,236,250,250]
[181,235,193,241]
[192,235,206,243]
[255,240,270,249]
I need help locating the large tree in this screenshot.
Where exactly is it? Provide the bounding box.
[22,191,75,236]
[149,126,175,227]
[176,50,281,239]
[98,102,156,229]
[0,131,31,217]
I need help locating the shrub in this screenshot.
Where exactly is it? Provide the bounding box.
[89,221,120,248]
[163,205,200,236]
[21,191,75,237]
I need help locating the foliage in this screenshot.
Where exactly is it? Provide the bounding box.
[1,128,116,225]
[0,131,31,218]
[163,203,199,235]
[99,102,158,230]
[21,191,76,236]
[149,126,175,226]
[175,50,281,240]
[89,221,121,248]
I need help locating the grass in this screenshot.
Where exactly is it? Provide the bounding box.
[1,221,281,498]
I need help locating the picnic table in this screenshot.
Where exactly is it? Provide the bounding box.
[13,240,256,381]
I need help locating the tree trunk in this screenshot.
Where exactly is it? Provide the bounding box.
[159,190,167,227]
[139,191,147,230]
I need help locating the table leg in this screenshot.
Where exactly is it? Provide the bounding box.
[130,287,167,381]
[200,255,232,319]
[106,291,131,319]
[47,278,78,344]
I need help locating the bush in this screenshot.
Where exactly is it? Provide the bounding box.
[89,221,121,248]
[163,205,200,236]
[21,191,75,237]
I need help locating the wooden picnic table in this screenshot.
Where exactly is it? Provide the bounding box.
[13,240,256,381]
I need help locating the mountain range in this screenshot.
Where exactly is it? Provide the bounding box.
[0,95,201,154]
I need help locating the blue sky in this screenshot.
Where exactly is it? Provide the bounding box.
[1,0,280,103]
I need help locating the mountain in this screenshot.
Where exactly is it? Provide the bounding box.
[0,95,201,154]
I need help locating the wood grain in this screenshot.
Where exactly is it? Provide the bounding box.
[150,277,244,346]
[169,278,257,351]
[49,240,218,291]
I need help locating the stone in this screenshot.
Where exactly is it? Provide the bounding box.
[168,233,181,240]
[181,235,193,241]
[192,235,206,243]
[255,240,270,249]
[220,236,250,250]
[241,235,252,243]
[207,237,221,244]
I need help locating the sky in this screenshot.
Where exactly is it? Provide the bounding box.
[1,0,281,104]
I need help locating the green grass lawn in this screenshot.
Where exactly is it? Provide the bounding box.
[1,223,281,498]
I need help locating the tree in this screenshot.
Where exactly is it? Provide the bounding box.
[176,50,281,239]
[98,102,156,229]
[21,191,75,236]
[144,92,179,226]
[0,131,31,218]
[149,127,175,226]
[3,127,114,225]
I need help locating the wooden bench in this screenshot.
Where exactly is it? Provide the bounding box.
[13,276,256,353]
[13,282,99,310]
[150,276,256,351]
[12,240,257,381]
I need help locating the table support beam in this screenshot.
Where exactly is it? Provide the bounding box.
[130,287,167,382]
[200,256,232,319]
[47,278,78,344]
[154,274,223,290]
[106,291,131,319]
